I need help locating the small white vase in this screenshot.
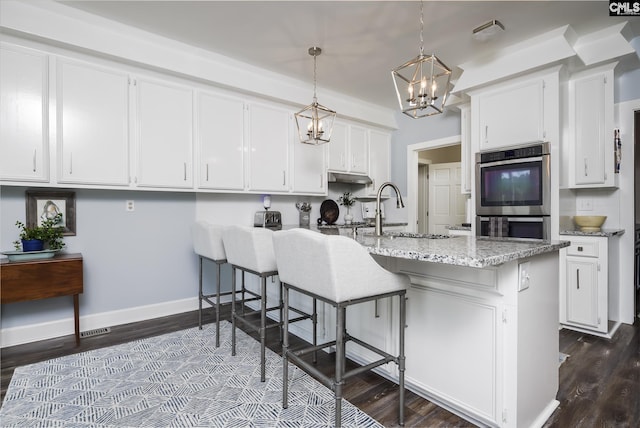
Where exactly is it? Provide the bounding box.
[344,210,353,225]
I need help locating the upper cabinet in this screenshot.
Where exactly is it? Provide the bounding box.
[291,138,327,195]
[328,121,368,175]
[246,102,290,193]
[357,129,390,198]
[56,58,130,186]
[474,77,546,151]
[0,44,49,183]
[134,77,193,189]
[567,63,617,189]
[196,91,245,191]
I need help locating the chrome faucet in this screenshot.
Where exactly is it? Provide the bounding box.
[375,182,404,236]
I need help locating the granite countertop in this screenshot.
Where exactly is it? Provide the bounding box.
[354,233,570,268]
[316,222,408,229]
[446,224,472,231]
[559,228,625,238]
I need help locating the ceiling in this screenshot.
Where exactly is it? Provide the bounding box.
[58,1,639,110]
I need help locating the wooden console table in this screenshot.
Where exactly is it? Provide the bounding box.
[1,253,83,345]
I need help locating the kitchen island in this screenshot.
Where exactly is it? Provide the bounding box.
[348,233,569,428]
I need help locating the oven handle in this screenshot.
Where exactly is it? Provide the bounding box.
[478,217,546,223]
[478,155,546,168]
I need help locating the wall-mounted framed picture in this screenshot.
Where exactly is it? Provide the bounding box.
[26,190,76,236]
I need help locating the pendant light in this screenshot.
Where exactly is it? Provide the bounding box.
[391,0,452,118]
[295,47,336,145]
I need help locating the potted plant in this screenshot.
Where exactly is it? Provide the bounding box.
[13,213,65,252]
[337,192,356,224]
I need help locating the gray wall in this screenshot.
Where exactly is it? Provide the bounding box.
[1,186,198,329]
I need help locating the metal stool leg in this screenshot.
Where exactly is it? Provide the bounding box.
[312,298,317,364]
[198,256,204,330]
[231,266,237,357]
[334,305,346,428]
[215,262,222,347]
[282,285,290,409]
[399,294,406,426]
[260,275,267,382]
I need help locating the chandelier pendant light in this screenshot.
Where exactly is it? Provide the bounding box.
[295,47,336,145]
[391,0,452,118]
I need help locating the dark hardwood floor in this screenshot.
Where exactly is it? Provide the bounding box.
[2,307,638,427]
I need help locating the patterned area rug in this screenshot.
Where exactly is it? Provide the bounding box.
[0,323,382,427]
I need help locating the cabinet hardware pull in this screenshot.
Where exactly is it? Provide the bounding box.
[374,299,380,318]
[577,246,583,251]
[282,170,286,186]
[206,164,209,181]
[319,173,323,188]
[183,162,187,181]
[485,125,488,143]
[69,152,73,175]
[584,158,588,176]
[32,149,36,172]
[576,269,580,289]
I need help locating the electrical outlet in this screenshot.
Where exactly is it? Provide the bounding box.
[126,200,135,212]
[518,261,530,291]
[578,198,593,211]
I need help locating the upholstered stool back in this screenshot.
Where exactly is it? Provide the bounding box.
[222,225,277,274]
[273,227,409,302]
[192,221,226,262]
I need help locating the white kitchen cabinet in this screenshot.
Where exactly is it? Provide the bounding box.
[567,63,616,188]
[475,77,546,151]
[196,91,245,191]
[134,76,193,189]
[0,43,49,183]
[459,103,472,194]
[247,102,290,193]
[357,129,390,197]
[56,58,130,186]
[328,121,368,175]
[291,138,326,195]
[560,237,608,334]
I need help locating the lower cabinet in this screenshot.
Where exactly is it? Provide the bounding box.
[560,237,609,334]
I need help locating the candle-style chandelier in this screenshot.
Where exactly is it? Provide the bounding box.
[391,0,452,118]
[295,47,336,145]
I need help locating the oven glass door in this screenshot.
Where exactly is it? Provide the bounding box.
[476,156,550,216]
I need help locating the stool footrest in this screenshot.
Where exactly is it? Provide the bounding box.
[286,351,335,392]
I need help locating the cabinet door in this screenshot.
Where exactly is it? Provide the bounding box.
[57,59,130,186]
[349,125,368,174]
[328,121,348,171]
[0,44,49,182]
[196,91,245,190]
[292,140,326,194]
[569,68,614,187]
[479,79,544,150]
[135,77,193,188]
[247,102,289,192]
[359,129,389,197]
[565,257,604,330]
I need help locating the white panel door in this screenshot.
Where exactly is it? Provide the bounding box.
[428,162,465,234]
[57,59,130,186]
[197,91,245,190]
[566,258,600,328]
[135,77,193,188]
[247,102,289,192]
[0,44,49,182]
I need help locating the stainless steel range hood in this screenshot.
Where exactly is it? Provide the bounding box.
[327,172,372,185]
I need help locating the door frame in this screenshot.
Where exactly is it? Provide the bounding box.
[407,135,461,233]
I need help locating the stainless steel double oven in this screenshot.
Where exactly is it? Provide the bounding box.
[476,142,551,240]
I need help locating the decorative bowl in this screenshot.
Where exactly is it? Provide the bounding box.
[573,215,607,232]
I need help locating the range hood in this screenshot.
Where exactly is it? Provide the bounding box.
[327,172,372,185]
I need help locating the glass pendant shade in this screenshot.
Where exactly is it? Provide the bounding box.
[295,99,336,145]
[392,53,452,118]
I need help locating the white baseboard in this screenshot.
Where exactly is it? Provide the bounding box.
[1,297,199,348]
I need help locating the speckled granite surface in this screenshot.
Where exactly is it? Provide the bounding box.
[559,228,625,238]
[446,225,472,231]
[355,234,570,268]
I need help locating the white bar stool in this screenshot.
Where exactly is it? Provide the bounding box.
[273,228,409,427]
[222,225,314,382]
[192,221,228,347]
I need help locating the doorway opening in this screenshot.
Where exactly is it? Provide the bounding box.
[407,135,470,234]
